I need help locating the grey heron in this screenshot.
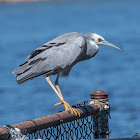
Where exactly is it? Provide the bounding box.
[13,32,120,116]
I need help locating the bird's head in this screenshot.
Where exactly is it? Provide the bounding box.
[86,33,121,51]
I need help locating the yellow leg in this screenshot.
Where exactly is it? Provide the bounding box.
[54,73,66,106]
[46,76,80,116]
[55,73,63,99]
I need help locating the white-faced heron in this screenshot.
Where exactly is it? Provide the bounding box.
[13,32,120,116]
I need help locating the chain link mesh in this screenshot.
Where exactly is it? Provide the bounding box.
[26,116,94,140]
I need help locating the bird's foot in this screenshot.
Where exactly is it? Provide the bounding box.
[54,101,80,117]
[54,102,63,106]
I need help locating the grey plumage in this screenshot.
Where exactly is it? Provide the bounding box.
[13,32,120,84]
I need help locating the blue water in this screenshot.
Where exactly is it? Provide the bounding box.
[0,0,140,138]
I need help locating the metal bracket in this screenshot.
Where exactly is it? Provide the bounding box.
[72,100,88,108]
[4,125,28,140]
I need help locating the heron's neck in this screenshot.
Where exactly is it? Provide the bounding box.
[76,39,99,63]
[86,40,99,58]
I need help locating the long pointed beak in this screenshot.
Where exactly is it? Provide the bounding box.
[100,40,121,51]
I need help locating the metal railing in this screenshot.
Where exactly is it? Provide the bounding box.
[0,90,110,140]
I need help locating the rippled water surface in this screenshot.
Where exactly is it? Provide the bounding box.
[0,0,140,138]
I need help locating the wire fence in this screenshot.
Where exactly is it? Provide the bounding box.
[27,116,94,140]
[0,90,110,140]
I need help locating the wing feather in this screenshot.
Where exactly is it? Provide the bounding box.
[27,32,80,59]
[40,34,86,74]
[13,32,86,84]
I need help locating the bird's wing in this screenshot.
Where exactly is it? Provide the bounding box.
[27,32,80,59]
[27,43,65,59]
[39,33,86,73]
[13,33,86,84]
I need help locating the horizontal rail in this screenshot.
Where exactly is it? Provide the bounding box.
[0,103,101,140]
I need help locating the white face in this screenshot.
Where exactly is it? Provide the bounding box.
[90,33,121,51]
[91,33,105,45]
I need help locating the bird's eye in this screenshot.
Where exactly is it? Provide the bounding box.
[98,38,102,42]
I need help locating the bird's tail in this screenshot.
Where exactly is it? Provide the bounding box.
[12,61,34,85]
[13,59,47,84]
[13,59,50,85]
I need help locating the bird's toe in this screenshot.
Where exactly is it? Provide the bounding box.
[54,102,63,107]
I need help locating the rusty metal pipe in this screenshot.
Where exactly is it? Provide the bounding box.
[0,103,101,140]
